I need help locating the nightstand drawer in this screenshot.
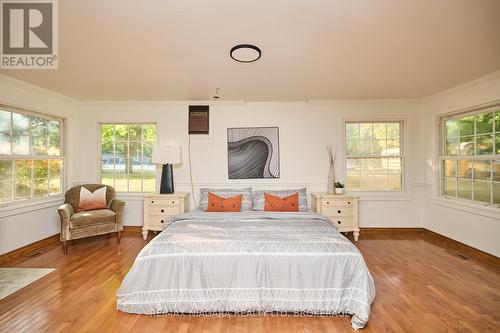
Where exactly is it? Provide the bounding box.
[322,199,354,207]
[330,217,354,228]
[148,205,180,216]
[148,216,168,227]
[322,206,354,217]
[147,199,180,206]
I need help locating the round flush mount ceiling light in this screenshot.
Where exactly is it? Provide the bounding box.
[230,44,261,63]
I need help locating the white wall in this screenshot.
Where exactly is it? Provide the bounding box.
[0,75,79,255]
[421,71,500,257]
[77,100,424,229]
[2,70,499,257]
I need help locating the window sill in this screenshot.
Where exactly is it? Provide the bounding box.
[346,191,413,201]
[115,192,150,201]
[0,196,64,219]
[431,196,500,220]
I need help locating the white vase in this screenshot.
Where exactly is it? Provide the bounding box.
[327,165,335,194]
[335,188,344,195]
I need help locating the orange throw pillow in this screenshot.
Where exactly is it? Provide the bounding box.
[206,192,243,212]
[264,192,299,212]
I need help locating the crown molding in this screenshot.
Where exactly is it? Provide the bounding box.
[0,74,79,105]
[2,70,499,107]
[79,100,246,106]
[422,70,500,104]
[307,99,422,106]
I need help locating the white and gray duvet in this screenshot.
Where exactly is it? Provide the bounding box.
[117,211,375,329]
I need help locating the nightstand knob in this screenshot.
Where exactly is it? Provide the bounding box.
[326,201,330,205]
[151,200,154,203]
[171,201,175,204]
[337,210,341,214]
[337,221,341,224]
[161,209,164,213]
[348,201,350,204]
[161,220,164,223]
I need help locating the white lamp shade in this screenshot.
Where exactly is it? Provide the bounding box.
[152,145,182,164]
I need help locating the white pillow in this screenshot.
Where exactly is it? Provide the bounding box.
[78,186,107,212]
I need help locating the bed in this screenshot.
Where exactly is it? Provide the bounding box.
[116,211,375,329]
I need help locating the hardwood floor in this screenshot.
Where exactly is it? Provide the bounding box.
[0,232,499,333]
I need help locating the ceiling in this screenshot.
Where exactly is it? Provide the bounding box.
[2,0,500,101]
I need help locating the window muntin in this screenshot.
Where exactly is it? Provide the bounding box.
[345,121,403,191]
[440,106,500,205]
[0,107,64,205]
[99,124,156,192]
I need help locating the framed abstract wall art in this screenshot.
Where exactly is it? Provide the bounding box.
[227,127,280,179]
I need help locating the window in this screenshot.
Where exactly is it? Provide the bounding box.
[100,124,156,192]
[440,105,500,205]
[0,107,64,205]
[345,121,403,191]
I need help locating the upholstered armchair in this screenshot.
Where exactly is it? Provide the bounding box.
[57,184,125,254]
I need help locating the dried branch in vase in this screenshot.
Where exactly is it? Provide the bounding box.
[327,145,336,166]
[326,145,336,194]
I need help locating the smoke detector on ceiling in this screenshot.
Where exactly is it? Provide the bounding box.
[213,87,222,100]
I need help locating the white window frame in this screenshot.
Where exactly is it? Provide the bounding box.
[0,104,66,207]
[438,102,500,207]
[344,118,406,193]
[97,122,157,193]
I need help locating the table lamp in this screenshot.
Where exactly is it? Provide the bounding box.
[152,145,182,194]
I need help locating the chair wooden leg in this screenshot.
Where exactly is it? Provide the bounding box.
[117,231,122,245]
[62,241,68,255]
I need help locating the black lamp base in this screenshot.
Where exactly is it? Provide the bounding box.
[160,164,174,194]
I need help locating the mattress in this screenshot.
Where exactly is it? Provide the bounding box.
[116,211,375,329]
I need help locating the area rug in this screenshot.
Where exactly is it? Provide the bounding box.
[0,268,55,300]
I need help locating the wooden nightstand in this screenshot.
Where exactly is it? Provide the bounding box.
[311,193,360,241]
[142,193,190,240]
